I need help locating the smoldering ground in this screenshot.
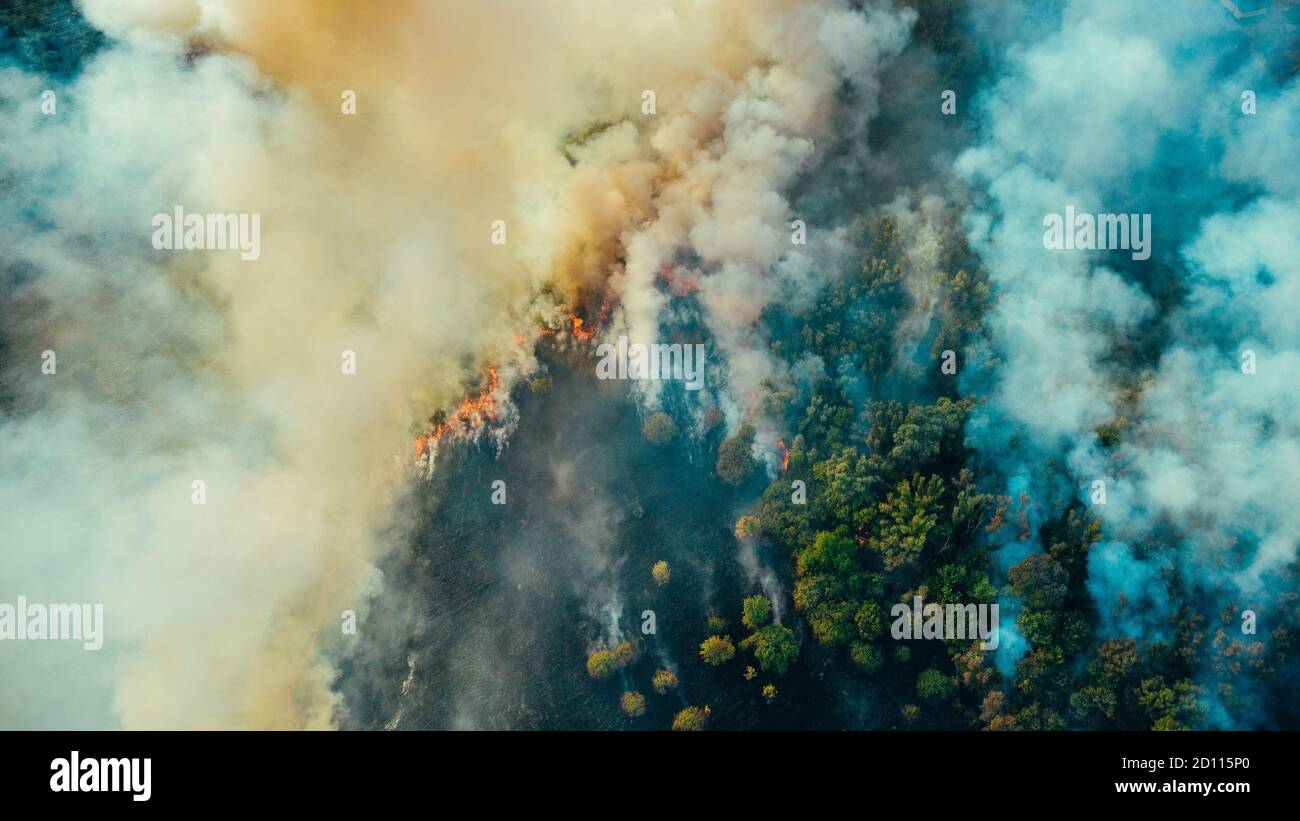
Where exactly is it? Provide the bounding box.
[336,358,889,730]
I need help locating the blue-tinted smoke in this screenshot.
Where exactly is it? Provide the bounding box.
[957,0,1299,717]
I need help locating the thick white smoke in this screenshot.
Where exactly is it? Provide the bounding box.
[958,0,1300,705]
[0,0,914,728]
[607,3,916,448]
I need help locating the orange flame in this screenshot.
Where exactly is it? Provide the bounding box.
[656,263,700,296]
[777,438,790,475]
[412,367,501,461]
[571,316,595,341]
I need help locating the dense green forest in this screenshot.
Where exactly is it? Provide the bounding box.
[751,211,1297,729]
[596,209,1291,731]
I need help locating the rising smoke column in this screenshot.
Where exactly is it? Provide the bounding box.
[0,0,915,728]
[957,0,1300,722]
[605,2,915,457]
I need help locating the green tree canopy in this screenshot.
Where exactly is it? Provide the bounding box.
[641,412,679,444]
[651,668,678,694]
[717,423,757,485]
[620,691,646,717]
[917,667,956,703]
[740,624,799,676]
[699,634,736,665]
[586,641,633,679]
[672,706,711,731]
[742,595,772,630]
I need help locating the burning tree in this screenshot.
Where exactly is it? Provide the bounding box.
[412,367,503,476]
